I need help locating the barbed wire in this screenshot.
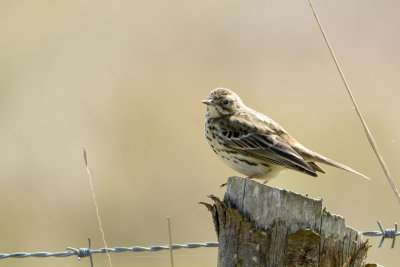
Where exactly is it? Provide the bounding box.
[0,241,219,260]
[363,220,400,249]
[0,220,397,264]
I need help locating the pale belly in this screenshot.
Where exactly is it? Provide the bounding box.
[204,121,282,181]
[218,150,271,177]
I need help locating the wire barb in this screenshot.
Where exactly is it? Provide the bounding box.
[66,238,93,262]
[363,221,400,248]
[66,247,91,259]
[88,237,94,267]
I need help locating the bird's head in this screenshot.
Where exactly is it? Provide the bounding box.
[202,88,244,118]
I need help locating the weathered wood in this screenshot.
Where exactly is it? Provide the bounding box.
[202,176,373,267]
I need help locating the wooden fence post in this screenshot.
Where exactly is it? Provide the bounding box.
[202,176,377,267]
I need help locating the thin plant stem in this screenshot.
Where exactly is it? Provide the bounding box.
[83,147,113,267]
[167,216,174,267]
[307,0,400,203]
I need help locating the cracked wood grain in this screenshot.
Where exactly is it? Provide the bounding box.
[202,176,374,267]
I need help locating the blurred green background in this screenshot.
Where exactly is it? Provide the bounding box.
[1,0,399,266]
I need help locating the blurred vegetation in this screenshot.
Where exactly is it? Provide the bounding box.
[0,1,399,266]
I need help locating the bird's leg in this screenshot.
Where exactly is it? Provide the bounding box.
[221,174,256,188]
[220,175,261,188]
[246,174,259,180]
[248,174,270,184]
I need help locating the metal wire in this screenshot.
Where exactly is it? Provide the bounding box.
[0,242,219,260]
[363,221,400,248]
[0,220,397,261]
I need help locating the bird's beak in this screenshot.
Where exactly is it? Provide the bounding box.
[202,99,213,105]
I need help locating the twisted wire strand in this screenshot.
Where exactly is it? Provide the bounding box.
[1,220,398,260]
[1,220,398,261]
[0,242,219,260]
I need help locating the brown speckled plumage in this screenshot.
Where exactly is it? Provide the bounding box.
[202,88,370,184]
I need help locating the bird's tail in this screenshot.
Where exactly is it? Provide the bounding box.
[295,144,370,180]
[311,152,370,180]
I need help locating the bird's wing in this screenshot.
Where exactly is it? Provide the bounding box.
[220,116,317,177]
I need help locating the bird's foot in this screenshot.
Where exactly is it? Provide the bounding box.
[220,175,263,188]
[246,174,259,180]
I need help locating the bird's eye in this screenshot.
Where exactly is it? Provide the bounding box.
[223,99,230,105]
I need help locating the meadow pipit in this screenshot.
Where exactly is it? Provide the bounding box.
[203,88,370,184]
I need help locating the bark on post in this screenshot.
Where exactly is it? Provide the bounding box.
[202,176,376,267]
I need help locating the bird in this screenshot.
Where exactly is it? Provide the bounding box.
[202,88,370,185]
